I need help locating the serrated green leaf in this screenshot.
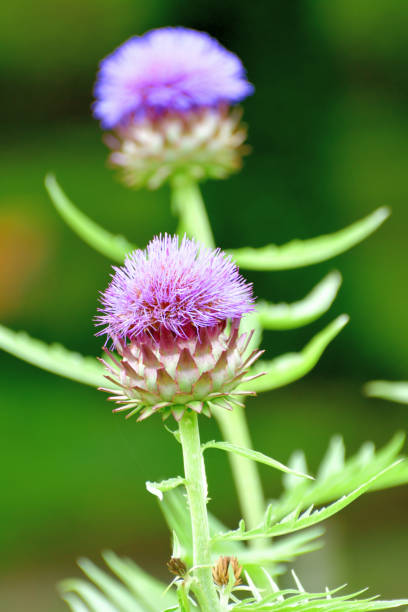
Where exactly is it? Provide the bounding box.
[228,207,389,271]
[0,324,107,387]
[213,460,403,542]
[364,380,408,404]
[257,271,342,330]
[202,441,313,480]
[317,436,345,481]
[236,528,323,566]
[45,174,135,262]
[232,582,408,611]
[282,450,308,492]
[276,433,407,528]
[146,476,185,501]
[240,315,349,393]
[77,557,143,612]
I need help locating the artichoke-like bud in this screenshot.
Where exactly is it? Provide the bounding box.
[93,27,253,189]
[105,108,248,189]
[100,321,262,422]
[96,235,263,422]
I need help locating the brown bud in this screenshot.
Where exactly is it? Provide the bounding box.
[167,557,187,577]
[212,556,242,587]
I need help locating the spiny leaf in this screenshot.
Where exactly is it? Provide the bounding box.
[202,440,314,480]
[364,380,408,404]
[240,315,349,393]
[257,271,342,330]
[277,433,408,526]
[228,207,389,270]
[0,324,106,387]
[45,174,135,262]
[232,581,408,611]
[213,461,403,542]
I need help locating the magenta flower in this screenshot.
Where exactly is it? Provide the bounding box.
[96,235,262,422]
[93,27,254,129]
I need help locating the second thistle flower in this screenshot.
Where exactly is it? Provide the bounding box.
[93,27,253,189]
[97,235,263,422]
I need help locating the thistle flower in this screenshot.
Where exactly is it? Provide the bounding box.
[97,235,263,422]
[93,27,253,188]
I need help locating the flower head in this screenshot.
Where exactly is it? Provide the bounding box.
[93,27,254,129]
[97,235,263,422]
[97,234,254,343]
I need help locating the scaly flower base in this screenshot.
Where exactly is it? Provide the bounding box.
[105,108,249,189]
[99,321,263,421]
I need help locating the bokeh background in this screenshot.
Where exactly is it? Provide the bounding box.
[1,1,408,610]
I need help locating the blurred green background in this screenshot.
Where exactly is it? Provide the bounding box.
[1,1,408,610]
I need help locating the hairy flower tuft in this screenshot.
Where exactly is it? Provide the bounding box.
[97,234,254,343]
[97,235,263,422]
[93,27,253,129]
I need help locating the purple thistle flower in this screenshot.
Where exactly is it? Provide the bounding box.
[93,27,254,129]
[97,234,254,344]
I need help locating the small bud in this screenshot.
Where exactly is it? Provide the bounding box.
[212,556,242,587]
[167,557,187,577]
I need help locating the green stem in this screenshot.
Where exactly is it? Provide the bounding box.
[215,405,266,542]
[171,175,215,248]
[170,177,267,540]
[179,411,220,611]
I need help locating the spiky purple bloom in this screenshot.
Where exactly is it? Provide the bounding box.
[96,235,263,422]
[93,27,254,129]
[97,234,254,343]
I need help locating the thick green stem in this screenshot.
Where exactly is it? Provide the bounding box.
[171,175,215,248]
[179,411,220,611]
[170,177,267,540]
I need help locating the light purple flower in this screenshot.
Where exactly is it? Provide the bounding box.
[96,234,254,343]
[93,27,254,128]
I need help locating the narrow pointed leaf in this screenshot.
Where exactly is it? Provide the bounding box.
[364,380,408,404]
[77,557,143,612]
[59,579,118,612]
[102,551,177,611]
[228,207,389,270]
[45,174,135,262]
[213,461,402,542]
[240,315,349,393]
[203,440,314,480]
[61,593,90,612]
[0,324,106,387]
[257,271,342,330]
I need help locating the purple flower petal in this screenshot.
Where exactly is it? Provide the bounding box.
[96,234,254,342]
[93,27,254,128]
